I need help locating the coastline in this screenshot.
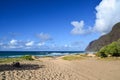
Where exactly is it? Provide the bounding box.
[0,54,120,80]
[0,51,85,58]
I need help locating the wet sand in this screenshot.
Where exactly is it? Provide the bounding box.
[0,57,120,80]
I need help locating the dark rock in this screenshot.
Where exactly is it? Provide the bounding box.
[12,62,21,67]
[86,22,120,52]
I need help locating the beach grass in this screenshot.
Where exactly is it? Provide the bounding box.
[0,55,34,63]
[62,55,84,61]
[0,57,24,63]
[21,55,34,60]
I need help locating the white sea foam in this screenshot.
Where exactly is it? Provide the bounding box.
[47,53,69,56]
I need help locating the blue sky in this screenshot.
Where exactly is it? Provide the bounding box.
[0,0,120,51]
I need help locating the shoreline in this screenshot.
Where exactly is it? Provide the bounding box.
[0,54,120,80]
[0,52,86,58]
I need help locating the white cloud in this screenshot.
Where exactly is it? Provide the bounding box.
[64,44,68,47]
[93,0,120,34]
[10,39,17,45]
[38,42,45,46]
[71,20,92,35]
[71,0,120,35]
[25,41,34,46]
[71,20,85,35]
[0,39,18,49]
[3,39,24,49]
[36,33,52,41]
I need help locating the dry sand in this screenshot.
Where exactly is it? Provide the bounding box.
[0,57,120,80]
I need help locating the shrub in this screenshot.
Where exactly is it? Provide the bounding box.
[99,46,107,54]
[117,39,120,54]
[98,39,120,57]
[96,52,107,58]
[21,55,33,60]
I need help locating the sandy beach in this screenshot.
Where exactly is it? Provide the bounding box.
[0,57,120,80]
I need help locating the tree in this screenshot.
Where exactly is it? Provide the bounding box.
[97,46,108,58]
[107,41,120,57]
[117,39,120,54]
[97,39,120,57]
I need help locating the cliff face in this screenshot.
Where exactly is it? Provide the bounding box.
[85,22,120,52]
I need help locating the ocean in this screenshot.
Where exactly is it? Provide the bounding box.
[0,51,84,58]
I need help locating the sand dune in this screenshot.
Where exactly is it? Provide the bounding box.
[0,57,120,80]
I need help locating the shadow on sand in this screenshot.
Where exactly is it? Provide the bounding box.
[0,63,45,72]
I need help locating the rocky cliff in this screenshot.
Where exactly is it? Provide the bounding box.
[85,22,120,52]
